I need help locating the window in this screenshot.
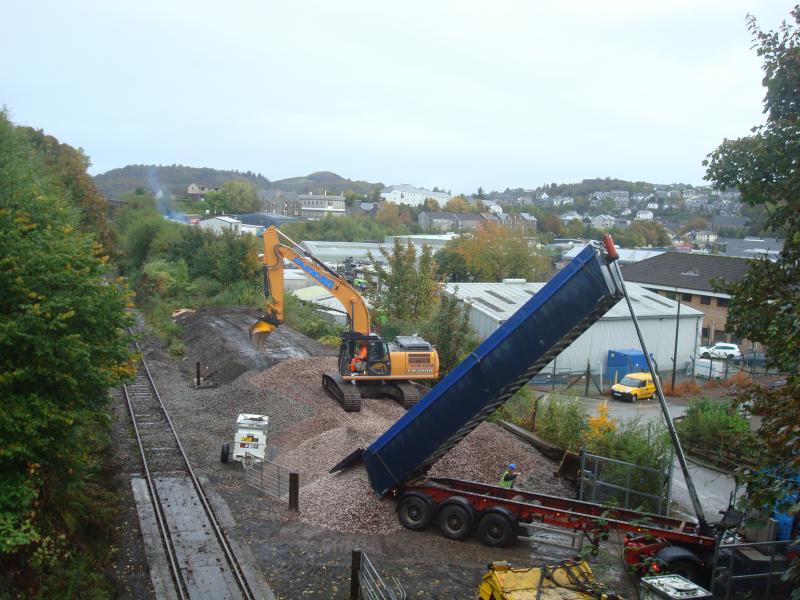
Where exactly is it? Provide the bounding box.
[702,327,709,340]
[700,296,711,305]
[717,297,729,307]
[682,293,693,302]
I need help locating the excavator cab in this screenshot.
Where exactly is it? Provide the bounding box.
[338,335,391,377]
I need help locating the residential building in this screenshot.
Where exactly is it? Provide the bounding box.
[592,214,616,230]
[187,183,221,201]
[380,184,450,208]
[620,252,753,347]
[636,210,654,221]
[261,192,345,218]
[559,210,584,224]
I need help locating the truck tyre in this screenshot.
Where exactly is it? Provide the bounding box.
[398,495,432,531]
[665,559,699,582]
[438,504,472,540]
[220,443,230,464]
[477,512,515,547]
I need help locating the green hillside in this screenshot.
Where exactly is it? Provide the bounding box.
[93,164,382,199]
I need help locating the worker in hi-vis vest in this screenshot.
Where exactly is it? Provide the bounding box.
[499,463,519,489]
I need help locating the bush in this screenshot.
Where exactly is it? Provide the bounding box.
[676,398,755,454]
[535,396,588,453]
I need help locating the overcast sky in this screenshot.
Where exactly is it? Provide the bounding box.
[1,1,793,193]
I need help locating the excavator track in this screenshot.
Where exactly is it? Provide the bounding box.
[322,372,362,412]
[394,381,422,409]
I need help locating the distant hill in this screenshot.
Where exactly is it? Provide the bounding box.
[270,171,382,196]
[93,165,382,199]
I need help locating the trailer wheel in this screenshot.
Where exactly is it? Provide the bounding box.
[477,512,515,547]
[438,504,472,540]
[665,559,699,582]
[220,443,230,464]
[398,495,432,531]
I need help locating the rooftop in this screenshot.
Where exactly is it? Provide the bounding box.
[444,281,702,322]
[620,251,750,292]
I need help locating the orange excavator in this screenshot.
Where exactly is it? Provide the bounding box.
[249,226,439,412]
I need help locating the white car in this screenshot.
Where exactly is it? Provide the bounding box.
[698,343,742,360]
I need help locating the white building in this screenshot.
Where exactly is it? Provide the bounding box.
[198,216,241,234]
[443,280,702,375]
[380,184,450,208]
[636,210,654,221]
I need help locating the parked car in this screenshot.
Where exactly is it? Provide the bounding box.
[698,343,742,360]
[611,372,656,402]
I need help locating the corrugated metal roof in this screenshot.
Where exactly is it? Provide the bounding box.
[444,281,702,323]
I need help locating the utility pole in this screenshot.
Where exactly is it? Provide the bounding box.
[671,288,682,390]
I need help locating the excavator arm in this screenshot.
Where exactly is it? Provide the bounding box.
[250,226,371,348]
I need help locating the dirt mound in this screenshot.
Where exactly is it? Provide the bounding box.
[176,307,335,386]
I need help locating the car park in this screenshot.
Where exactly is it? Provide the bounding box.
[611,372,656,402]
[698,343,742,360]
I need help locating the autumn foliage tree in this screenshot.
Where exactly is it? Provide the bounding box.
[369,239,438,323]
[0,111,135,594]
[436,223,552,282]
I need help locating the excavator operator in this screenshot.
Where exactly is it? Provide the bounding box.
[350,342,368,373]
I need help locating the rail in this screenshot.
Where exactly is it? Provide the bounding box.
[124,334,258,600]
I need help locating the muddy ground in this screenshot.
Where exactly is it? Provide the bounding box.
[111,306,637,599]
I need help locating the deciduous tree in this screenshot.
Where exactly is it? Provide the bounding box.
[703,8,800,585]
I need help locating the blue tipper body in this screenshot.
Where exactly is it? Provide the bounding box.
[361,243,624,497]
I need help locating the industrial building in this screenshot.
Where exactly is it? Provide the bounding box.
[443,280,703,378]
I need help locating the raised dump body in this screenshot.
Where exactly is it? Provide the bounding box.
[358,242,624,496]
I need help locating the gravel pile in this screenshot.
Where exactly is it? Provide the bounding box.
[243,356,573,535]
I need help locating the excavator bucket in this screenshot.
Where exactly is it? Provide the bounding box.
[249,319,277,351]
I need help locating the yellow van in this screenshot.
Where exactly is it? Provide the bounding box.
[611,372,656,402]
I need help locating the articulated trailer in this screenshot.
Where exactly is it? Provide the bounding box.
[333,237,735,582]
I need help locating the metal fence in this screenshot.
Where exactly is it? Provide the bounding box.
[241,452,295,505]
[711,535,794,600]
[578,449,673,515]
[350,550,406,600]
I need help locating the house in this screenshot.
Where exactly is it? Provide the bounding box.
[380,184,450,208]
[636,210,654,221]
[592,214,616,230]
[614,218,630,229]
[350,202,379,217]
[511,212,537,233]
[419,212,456,231]
[620,252,753,348]
[187,183,221,201]
[559,210,584,224]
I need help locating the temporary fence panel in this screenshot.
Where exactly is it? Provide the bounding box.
[710,535,794,600]
[579,449,673,516]
[242,453,292,502]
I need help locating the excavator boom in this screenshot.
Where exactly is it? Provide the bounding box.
[250,226,371,349]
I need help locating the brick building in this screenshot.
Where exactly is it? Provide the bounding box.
[620,252,754,348]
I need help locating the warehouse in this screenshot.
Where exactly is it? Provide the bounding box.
[444,280,703,378]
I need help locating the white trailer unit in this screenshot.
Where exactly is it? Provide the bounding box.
[220,413,269,463]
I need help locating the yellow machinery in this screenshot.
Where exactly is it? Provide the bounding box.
[250,226,439,412]
[478,561,624,600]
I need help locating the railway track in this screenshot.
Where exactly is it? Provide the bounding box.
[123,339,263,600]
